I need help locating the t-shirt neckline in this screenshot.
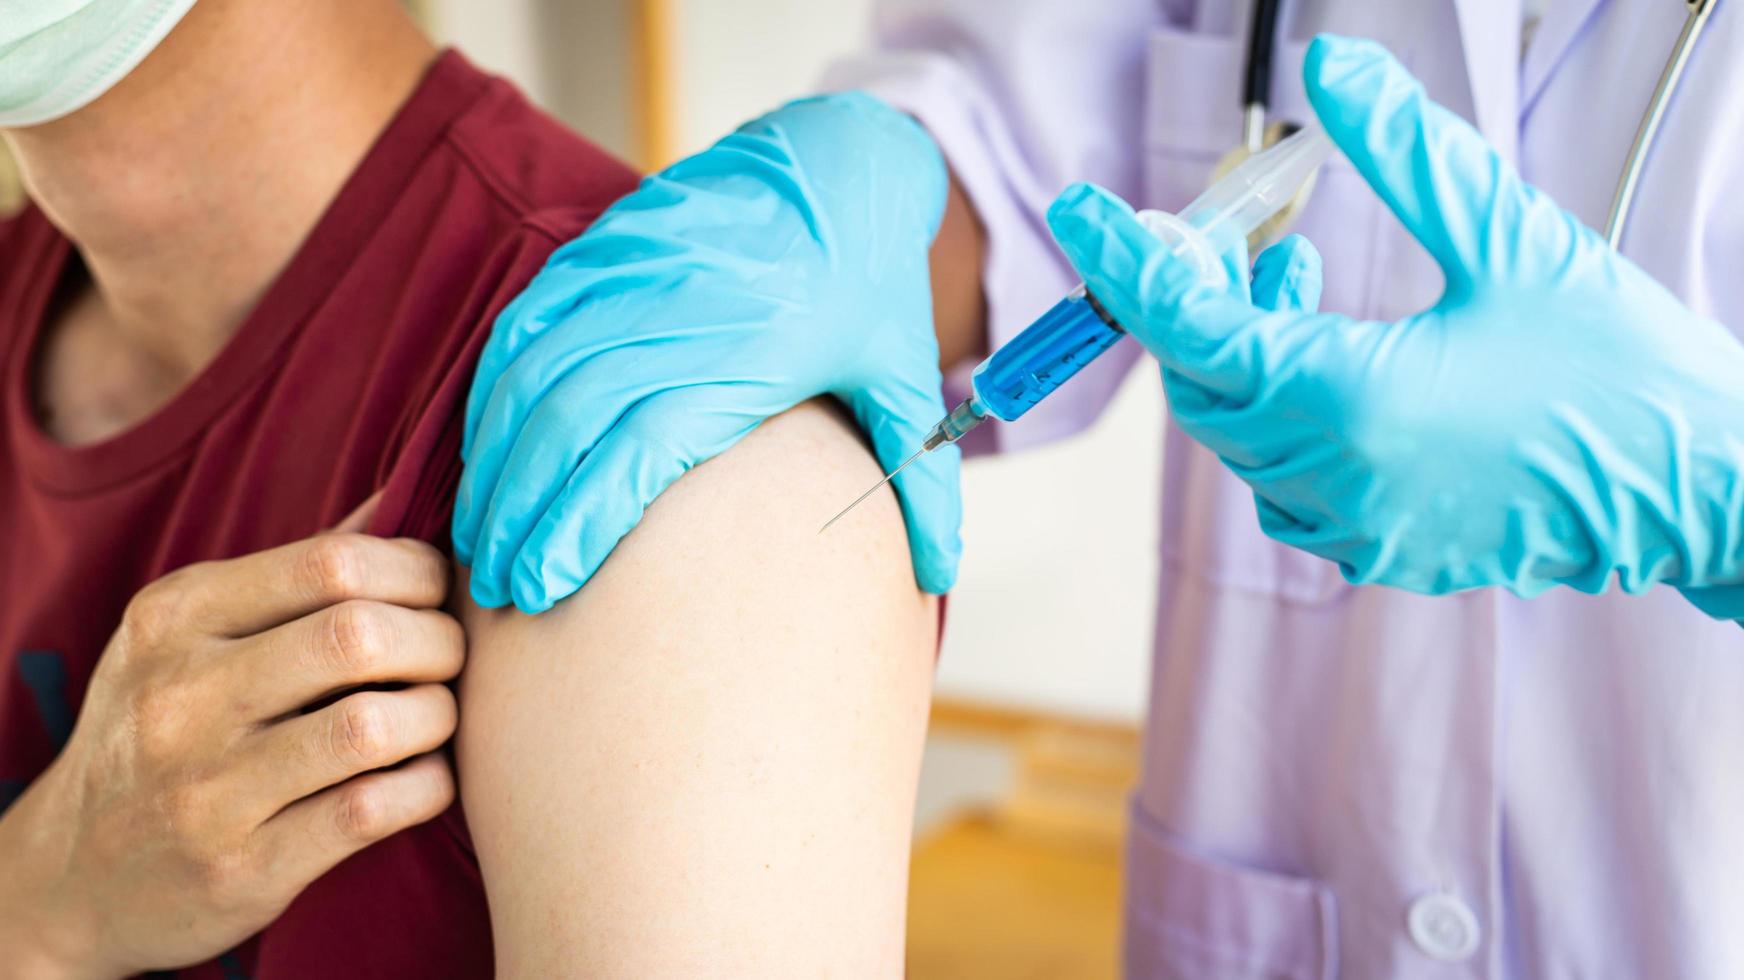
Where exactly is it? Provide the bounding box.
[5,49,486,497]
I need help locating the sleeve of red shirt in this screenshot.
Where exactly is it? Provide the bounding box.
[363,215,586,549]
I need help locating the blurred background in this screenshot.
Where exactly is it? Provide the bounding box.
[2,4,1166,975]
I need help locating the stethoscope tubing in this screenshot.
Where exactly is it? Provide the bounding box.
[1240,0,1723,250]
[1243,0,1285,152]
[1607,0,1720,247]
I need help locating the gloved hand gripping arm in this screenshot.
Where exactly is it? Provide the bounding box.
[453,94,962,612]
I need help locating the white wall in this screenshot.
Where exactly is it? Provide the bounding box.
[668,0,877,156]
[421,1,544,97]
[428,0,1164,724]
[941,372,1162,722]
[422,0,638,163]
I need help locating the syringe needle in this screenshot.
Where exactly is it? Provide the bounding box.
[819,448,925,534]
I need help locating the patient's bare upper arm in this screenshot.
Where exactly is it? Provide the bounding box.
[456,400,937,978]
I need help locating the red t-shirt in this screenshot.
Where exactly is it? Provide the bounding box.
[0,51,638,977]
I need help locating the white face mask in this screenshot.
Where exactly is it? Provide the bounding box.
[0,0,198,127]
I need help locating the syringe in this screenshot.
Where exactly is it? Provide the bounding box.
[822,125,1333,532]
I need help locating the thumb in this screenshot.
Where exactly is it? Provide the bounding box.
[1250,235,1325,313]
[1304,34,1577,293]
[1046,182,1277,401]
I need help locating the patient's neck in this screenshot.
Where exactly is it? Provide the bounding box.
[2,0,435,439]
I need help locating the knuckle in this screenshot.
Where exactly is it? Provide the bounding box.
[333,783,395,842]
[431,614,467,673]
[330,695,395,767]
[323,601,389,675]
[190,844,253,902]
[302,535,367,600]
[623,401,689,447]
[398,540,449,600]
[427,762,457,810]
[121,576,194,650]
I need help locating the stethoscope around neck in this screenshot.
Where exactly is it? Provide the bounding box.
[1229,0,1722,251]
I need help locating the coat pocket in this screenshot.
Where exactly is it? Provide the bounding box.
[1124,803,1338,980]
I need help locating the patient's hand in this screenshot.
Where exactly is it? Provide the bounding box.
[0,512,464,978]
[458,399,937,978]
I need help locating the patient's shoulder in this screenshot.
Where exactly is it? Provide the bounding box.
[464,398,935,650]
[617,399,923,605]
[655,401,906,550]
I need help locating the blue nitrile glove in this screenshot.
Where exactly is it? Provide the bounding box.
[1045,34,1744,617]
[453,92,961,612]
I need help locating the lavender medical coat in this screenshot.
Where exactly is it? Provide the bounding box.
[830,1,1744,976]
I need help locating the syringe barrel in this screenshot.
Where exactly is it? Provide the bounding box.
[968,287,1123,423]
[1178,124,1332,254]
[962,130,1330,427]
[964,211,1200,424]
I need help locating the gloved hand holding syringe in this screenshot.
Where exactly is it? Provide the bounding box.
[823,124,1334,530]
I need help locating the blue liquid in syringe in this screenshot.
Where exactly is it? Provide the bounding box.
[819,127,1332,534]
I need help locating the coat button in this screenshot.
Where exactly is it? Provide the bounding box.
[1407,892,1480,962]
